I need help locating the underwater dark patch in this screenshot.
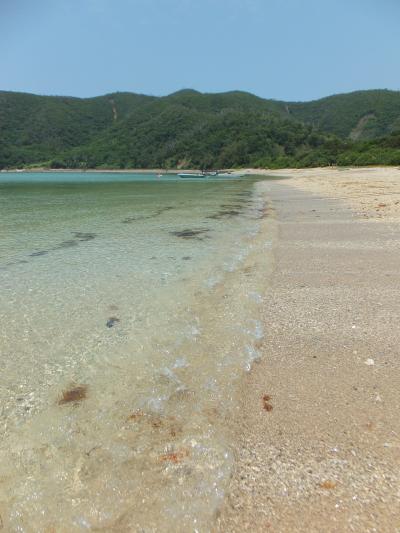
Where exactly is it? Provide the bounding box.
[122,206,174,224]
[170,228,211,240]
[106,317,120,328]
[58,384,88,405]
[29,250,49,257]
[219,204,244,209]
[56,240,79,249]
[206,209,242,220]
[122,216,140,224]
[73,232,97,241]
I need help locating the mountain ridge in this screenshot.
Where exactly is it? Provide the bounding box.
[1,88,400,169]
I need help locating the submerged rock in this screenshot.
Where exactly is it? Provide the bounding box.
[106,317,120,328]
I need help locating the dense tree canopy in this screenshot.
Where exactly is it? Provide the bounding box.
[1,89,400,170]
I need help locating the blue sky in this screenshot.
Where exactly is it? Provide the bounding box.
[1,0,399,101]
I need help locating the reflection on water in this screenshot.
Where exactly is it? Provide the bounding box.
[0,173,272,531]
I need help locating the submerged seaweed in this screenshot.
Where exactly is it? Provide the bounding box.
[27,231,96,260]
[170,228,211,240]
[56,240,79,249]
[29,250,49,257]
[58,385,88,405]
[207,209,242,220]
[73,232,97,241]
[219,204,244,209]
[122,206,174,224]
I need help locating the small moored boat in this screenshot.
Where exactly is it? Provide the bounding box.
[178,171,243,179]
[178,173,208,179]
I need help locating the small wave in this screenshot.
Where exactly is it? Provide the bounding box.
[244,344,262,371]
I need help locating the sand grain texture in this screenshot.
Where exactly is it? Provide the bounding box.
[217,169,400,533]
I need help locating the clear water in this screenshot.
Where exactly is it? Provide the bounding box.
[0,172,272,532]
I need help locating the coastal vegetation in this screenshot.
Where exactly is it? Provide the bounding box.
[1,89,400,170]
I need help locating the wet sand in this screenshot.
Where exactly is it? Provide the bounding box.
[217,168,400,532]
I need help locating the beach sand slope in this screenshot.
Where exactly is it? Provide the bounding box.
[217,172,400,532]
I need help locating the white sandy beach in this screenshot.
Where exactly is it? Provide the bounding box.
[217,166,400,532]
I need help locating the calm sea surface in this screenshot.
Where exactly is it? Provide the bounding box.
[0,172,272,531]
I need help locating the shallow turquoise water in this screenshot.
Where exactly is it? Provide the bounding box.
[0,172,271,531]
[0,171,178,183]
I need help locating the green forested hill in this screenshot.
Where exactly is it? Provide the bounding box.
[1,88,400,169]
[64,92,323,169]
[0,91,154,167]
[286,90,400,140]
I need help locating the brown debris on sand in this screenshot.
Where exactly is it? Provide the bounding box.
[58,385,88,405]
[262,394,273,411]
[319,480,337,490]
[159,449,189,464]
[217,172,400,532]
[126,410,182,437]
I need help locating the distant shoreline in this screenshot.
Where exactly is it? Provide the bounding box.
[1,168,183,174]
[0,168,244,175]
[1,165,399,175]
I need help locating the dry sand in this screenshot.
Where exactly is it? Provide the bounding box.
[248,166,400,220]
[217,167,400,532]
